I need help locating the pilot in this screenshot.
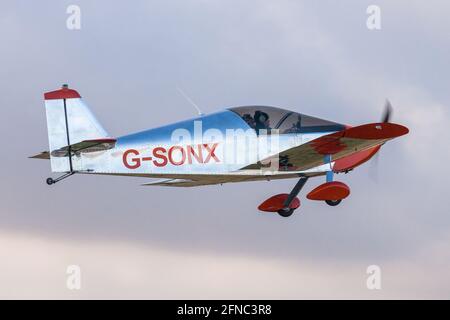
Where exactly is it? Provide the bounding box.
[242,113,255,128]
[254,111,271,134]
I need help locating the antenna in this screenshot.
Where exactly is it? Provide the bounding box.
[176,86,204,116]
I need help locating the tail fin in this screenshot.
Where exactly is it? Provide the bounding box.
[43,84,111,172]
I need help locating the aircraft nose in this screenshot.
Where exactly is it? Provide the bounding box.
[345,122,409,140]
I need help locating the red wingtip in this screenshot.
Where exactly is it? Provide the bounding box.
[44,84,81,100]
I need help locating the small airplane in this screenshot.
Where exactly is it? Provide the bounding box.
[31,84,409,217]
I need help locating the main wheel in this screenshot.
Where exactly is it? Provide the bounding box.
[277,208,295,217]
[46,178,54,185]
[325,199,341,206]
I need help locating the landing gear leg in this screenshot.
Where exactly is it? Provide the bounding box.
[324,155,343,207]
[277,177,309,217]
[46,172,75,185]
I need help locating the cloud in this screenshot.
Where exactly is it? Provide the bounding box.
[1,231,449,299]
[0,0,449,298]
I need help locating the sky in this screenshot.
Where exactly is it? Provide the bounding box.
[0,0,449,299]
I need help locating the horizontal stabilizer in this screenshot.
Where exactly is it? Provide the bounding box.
[50,138,116,157]
[29,151,50,160]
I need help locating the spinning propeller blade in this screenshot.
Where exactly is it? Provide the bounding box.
[381,99,393,123]
[370,99,394,181]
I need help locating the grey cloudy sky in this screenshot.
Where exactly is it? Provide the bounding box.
[1,0,449,298]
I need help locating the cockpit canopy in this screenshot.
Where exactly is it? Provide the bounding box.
[228,106,345,134]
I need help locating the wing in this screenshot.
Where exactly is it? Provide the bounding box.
[243,122,409,171]
[138,170,324,188]
[142,178,221,187]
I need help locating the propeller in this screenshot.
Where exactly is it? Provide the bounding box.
[381,99,392,123]
[370,99,393,181]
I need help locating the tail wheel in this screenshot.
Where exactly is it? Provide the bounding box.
[277,208,295,217]
[325,199,342,206]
